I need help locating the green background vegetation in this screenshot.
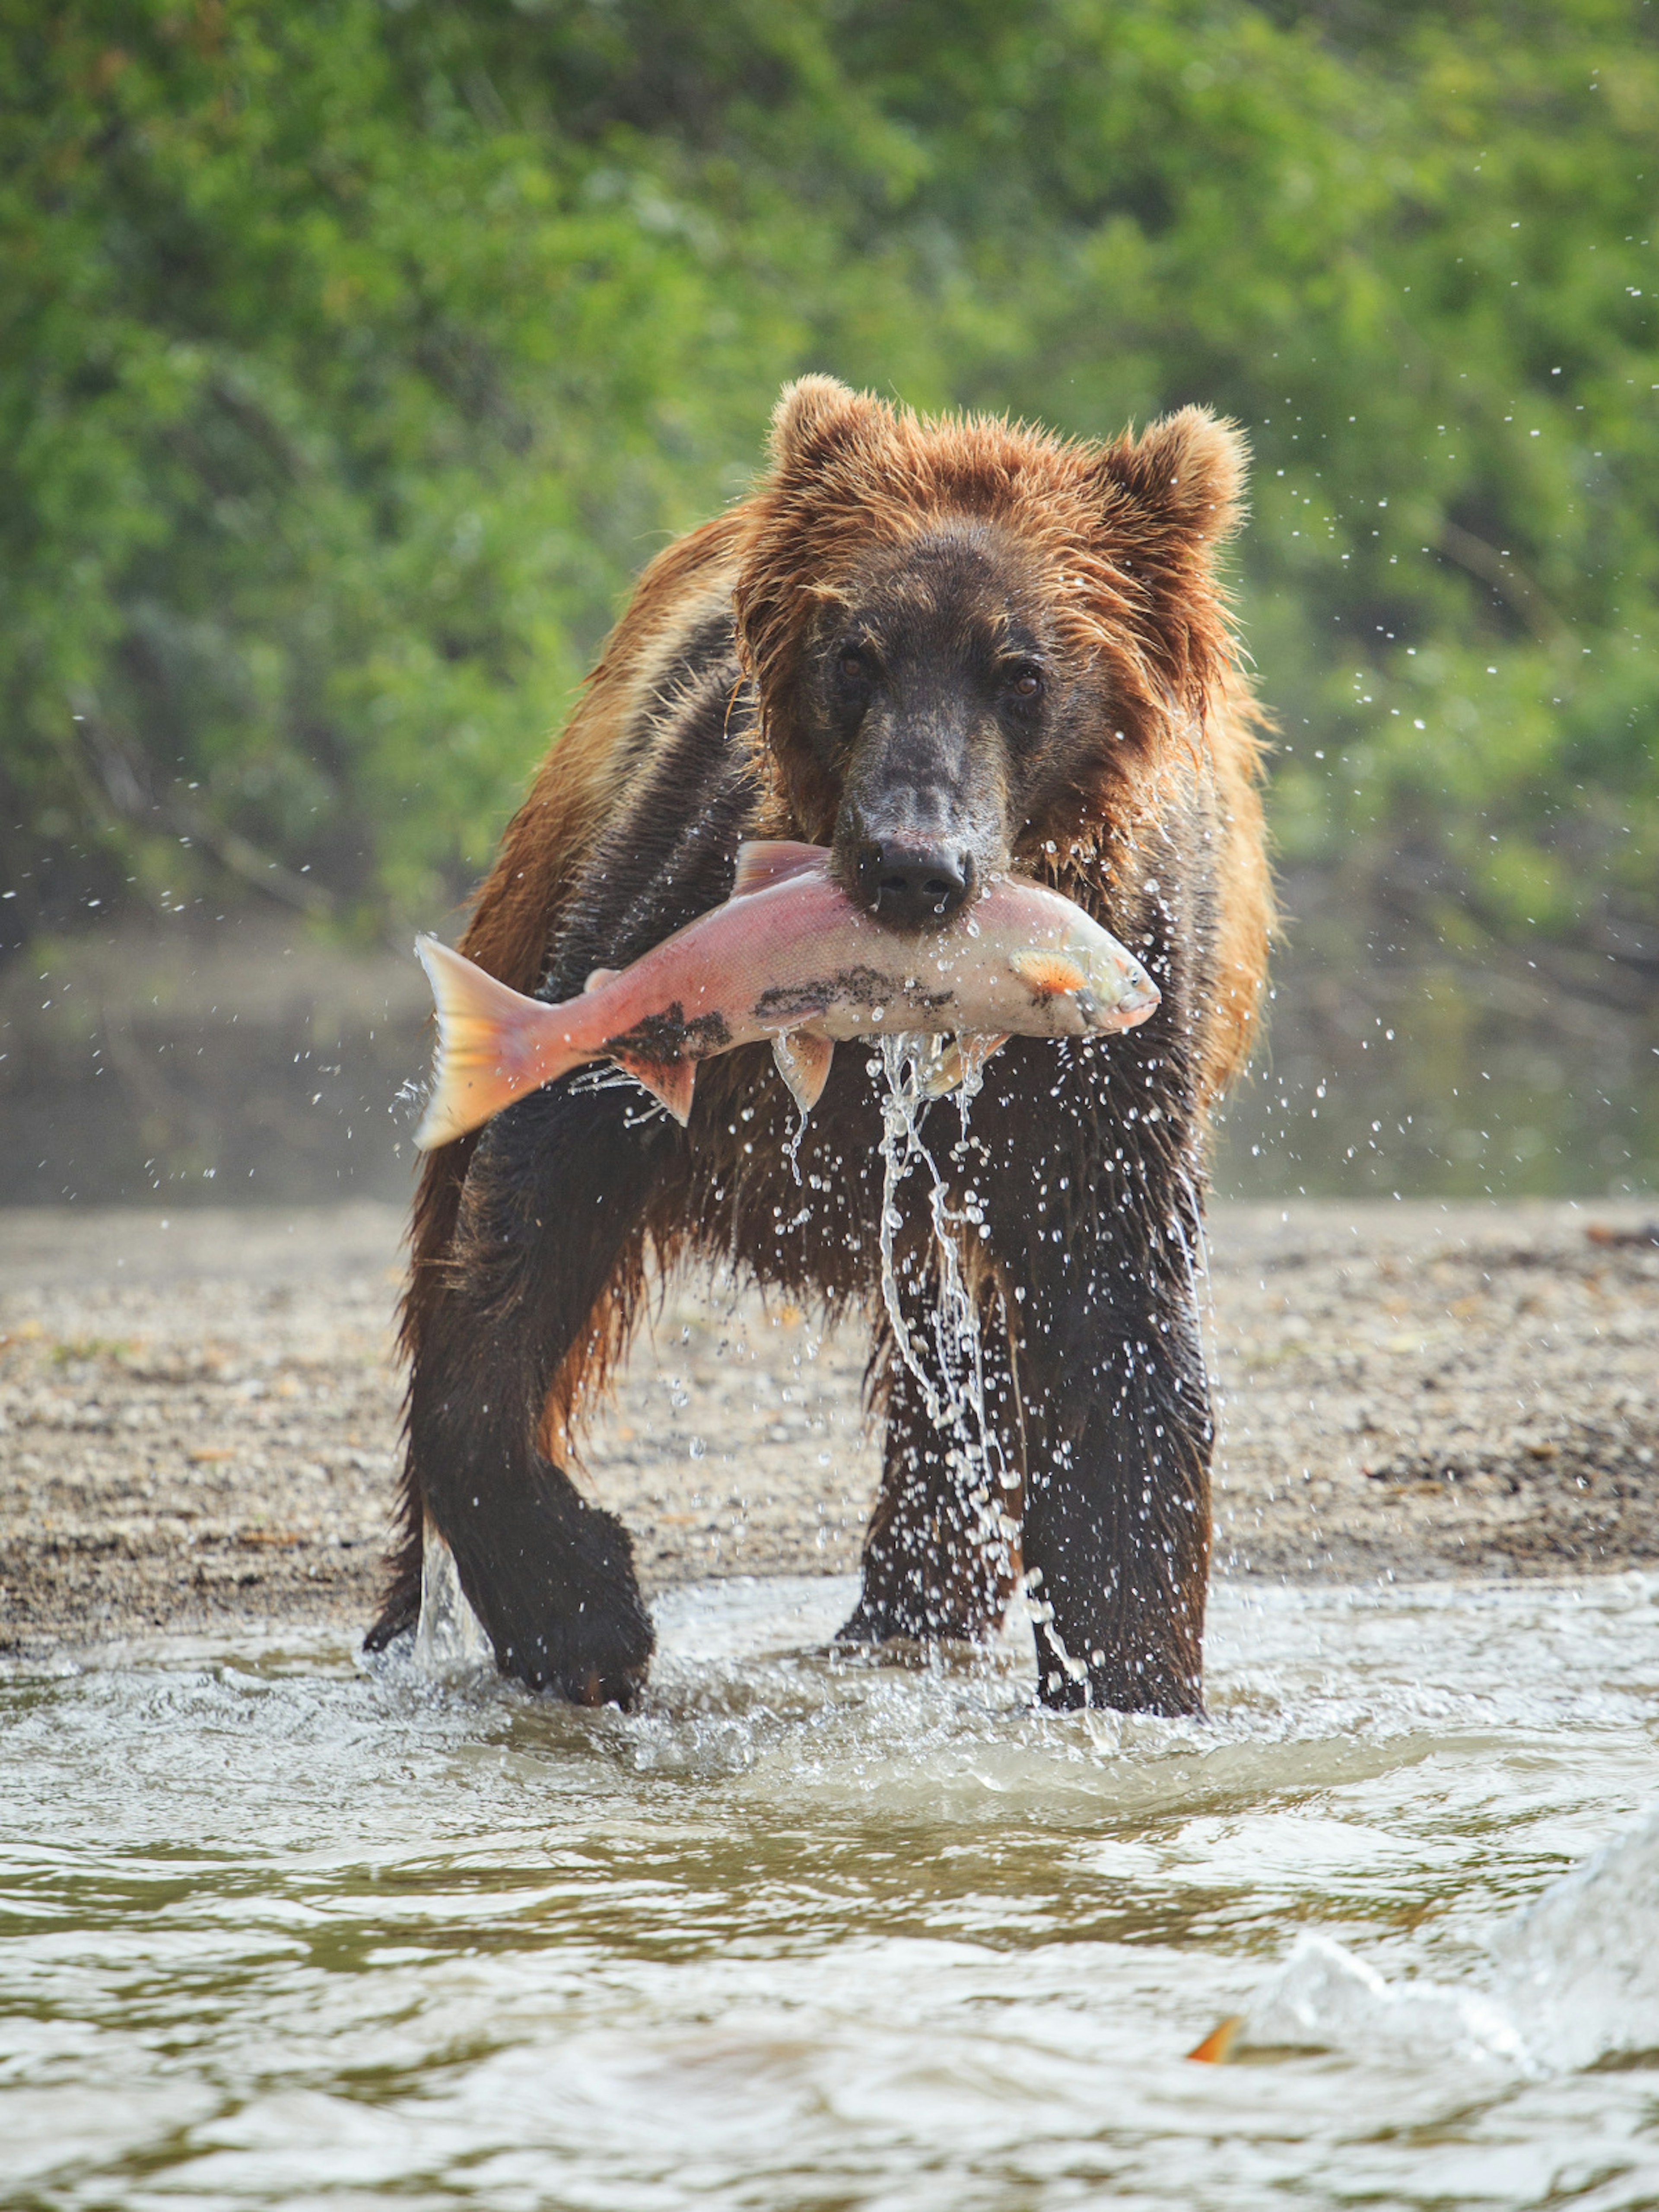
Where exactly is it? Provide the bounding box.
[3,0,1656,1195]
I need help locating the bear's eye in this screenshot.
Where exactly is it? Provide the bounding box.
[839,652,867,680]
[1004,663,1044,701]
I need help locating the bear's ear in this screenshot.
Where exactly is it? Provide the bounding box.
[768,375,883,476]
[1095,407,1247,546]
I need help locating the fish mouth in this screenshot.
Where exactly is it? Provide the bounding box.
[1081,975,1160,1031]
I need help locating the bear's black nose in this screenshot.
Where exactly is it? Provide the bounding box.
[856,841,971,927]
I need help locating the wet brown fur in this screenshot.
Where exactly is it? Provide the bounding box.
[373,378,1270,1703]
[735,376,1267,1100]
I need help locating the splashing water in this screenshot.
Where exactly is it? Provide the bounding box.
[1218,1793,1659,2079]
[10,1573,1659,2208]
[873,1035,1018,1579]
[411,1522,493,1678]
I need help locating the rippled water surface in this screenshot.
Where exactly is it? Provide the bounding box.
[6,1573,1659,2209]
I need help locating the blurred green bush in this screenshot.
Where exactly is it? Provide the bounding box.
[4,0,1655,1020]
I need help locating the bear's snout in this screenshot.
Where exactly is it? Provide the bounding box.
[853,838,973,927]
[833,698,1011,932]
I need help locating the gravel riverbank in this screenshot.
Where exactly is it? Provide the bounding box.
[1,1198,1655,1656]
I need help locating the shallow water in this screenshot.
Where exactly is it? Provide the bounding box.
[6,1575,1659,2209]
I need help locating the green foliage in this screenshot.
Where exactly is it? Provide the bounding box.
[3,0,1655,1001]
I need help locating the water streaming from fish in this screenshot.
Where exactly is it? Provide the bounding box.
[873,1033,1016,1596]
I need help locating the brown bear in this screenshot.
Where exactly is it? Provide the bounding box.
[367,376,1269,1715]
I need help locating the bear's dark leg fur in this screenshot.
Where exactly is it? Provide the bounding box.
[379,654,758,1699]
[975,1007,1214,1714]
[406,1081,678,1703]
[1016,1220,1211,1716]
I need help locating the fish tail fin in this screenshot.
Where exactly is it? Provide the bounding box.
[413,936,573,1149]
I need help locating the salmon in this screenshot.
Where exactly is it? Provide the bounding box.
[413,840,1158,1149]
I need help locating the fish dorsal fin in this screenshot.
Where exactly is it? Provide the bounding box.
[612,1053,696,1128]
[1011,948,1088,998]
[771,1030,835,1116]
[584,966,619,994]
[731,839,830,901]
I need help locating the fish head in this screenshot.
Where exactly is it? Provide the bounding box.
[1008,918,1160,1031]
[1074,927,1160,1032]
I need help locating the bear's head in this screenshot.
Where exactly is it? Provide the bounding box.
[733,375,1247,928]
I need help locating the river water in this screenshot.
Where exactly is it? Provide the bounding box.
[6,1572,1659,2209]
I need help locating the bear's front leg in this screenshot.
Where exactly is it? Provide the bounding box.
[1011,1208,1213,1715]
[970,1029,1214,1716]
[407,1080,678,1705]
[1019,1274,1211,1715]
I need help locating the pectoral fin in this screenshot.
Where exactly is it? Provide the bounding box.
[613,1054,696,1127]
[771,1030,834,1115]
[584,966,620,994]
[1011,948,1088,998]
